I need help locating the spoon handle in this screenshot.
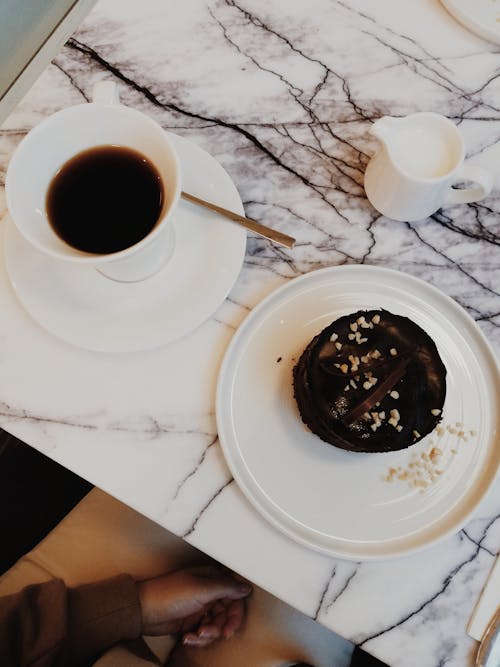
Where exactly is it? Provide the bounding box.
[477,606,500,667]
[181,191,295,249]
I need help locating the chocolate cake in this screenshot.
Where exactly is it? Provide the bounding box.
[292,309,446,453]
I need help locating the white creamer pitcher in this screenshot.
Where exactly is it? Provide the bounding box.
[364,112,493,222]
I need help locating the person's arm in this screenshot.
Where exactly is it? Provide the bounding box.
[0,566,251,666]
[0,574,142,667]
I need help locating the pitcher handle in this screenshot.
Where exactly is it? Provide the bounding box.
[92,80,120,105]
[445,164,493,206]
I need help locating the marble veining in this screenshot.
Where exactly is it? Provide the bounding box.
[1,1,500,665]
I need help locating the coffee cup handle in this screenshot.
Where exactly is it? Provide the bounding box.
[445,164,493,206]
[92,81,120,106]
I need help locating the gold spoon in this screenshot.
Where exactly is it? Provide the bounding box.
[181,191,295,249]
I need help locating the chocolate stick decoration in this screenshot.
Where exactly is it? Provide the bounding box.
[342,356,411,426]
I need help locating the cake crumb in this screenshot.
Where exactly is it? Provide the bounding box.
[429,447,442,463]
[330,333,338,342]
[350,322,358,332]
[431,409,441,416]
[390,390,399,399]
[372,314,381,324]
[335,342,342,350]
[384,439,449,491]
[390,348,397,356]
[384,467,398,482]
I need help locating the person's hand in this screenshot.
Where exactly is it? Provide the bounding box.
[136,565,252,646]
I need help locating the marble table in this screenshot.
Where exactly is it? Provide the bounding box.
[1,1,500,665]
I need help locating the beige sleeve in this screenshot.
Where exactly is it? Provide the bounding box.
[0,574,142,666]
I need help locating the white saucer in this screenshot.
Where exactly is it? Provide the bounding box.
[216,266,500,560]
[4,133,246,353]
[441,0,500,45]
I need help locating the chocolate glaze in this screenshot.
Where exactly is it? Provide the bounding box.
[292,309,447,453]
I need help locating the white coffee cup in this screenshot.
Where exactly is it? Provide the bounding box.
[6,81,180,282]
[364,112,493,222]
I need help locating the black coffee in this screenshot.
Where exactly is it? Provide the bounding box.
[46,145,164,254]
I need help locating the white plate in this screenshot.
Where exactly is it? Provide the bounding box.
[441,0,500,45]
[3,133,246,352]
[216,266,500,560]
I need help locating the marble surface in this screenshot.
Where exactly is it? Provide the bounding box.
[1,0,500,665]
